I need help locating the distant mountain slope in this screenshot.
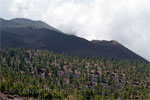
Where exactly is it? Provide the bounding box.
[0,18,59,32]
[0,18,148,62]
[11,18,59,31]
[0,18,23,29]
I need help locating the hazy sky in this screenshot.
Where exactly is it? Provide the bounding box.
[0,0,150,61]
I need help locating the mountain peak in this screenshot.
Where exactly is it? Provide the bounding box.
[1,18,61,32]
[10,18,59,31]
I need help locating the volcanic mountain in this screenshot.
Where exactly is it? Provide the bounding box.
[0,18,147,62]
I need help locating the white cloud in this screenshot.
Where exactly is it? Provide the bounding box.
[0,0,150,61]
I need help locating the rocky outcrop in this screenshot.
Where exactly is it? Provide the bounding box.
[0,92,37,100]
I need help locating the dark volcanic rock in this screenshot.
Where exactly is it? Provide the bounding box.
[0,18,148,62]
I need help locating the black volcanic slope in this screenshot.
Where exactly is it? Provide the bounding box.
[0,18,147,62]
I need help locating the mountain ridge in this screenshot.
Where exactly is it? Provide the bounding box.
[0,18,60,32]
[0,18,148,62]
